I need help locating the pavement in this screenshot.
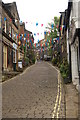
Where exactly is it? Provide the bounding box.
[64,82,79,119]
[2,71,20,82]
[2,66,29,82]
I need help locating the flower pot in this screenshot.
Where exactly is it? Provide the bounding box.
[64,77,72,84]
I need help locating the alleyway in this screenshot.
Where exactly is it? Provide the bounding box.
[1,0,80,119]
[2,61,65,118]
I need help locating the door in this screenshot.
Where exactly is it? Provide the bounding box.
[3,45,7,70]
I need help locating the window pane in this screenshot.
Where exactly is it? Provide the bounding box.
[0,14,1,29]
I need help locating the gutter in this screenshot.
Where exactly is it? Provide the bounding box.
[79,39,80,85]
[78,29,80,85]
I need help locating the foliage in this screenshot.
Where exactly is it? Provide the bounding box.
[22,57,29,67]
[27,49,35,64]
[24,46,26,58]
[25,57,29,65]
[52,57,58,65]
[48,47,53,57]
[46,16,60,40]
[32,57,35,64]
[45,16,60,57]
[60,59,70,79]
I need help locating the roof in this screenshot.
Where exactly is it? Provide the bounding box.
[65,1,72,31]
[58,1,72,33]
[2,1,20,20]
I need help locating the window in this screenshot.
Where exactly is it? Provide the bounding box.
[9,25,12,37]
[0,14,1,29]
[16,33,18,43]
[13,50,15,63]
[15,19,18,26]
[12,28,14,40]
[4,20,7,33]
[13,50,16,63]
[14,31,16,42]
[3,45,7,69]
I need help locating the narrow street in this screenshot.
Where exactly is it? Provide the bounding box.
[2,61,65,118]
[1,0,79,119]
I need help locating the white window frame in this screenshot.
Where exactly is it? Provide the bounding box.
[4,20,6,33]
[13,50,16,63]
[12,28,14,40]
[9,25,11,37]
[0,14,1,29]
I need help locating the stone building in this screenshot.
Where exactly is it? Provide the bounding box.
[58,10,68,62]
[19,22,34,64]
[2,2,20,71]
[0,1,2,82]
[18,22,25,61]
[59,0,80,91]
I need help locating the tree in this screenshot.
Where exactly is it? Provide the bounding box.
[45,17,60,57]
[46,16,60,40]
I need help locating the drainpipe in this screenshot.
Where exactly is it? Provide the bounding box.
[77,29,80,86]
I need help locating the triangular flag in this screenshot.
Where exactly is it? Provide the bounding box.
[34,33,36,36]
[44,32,46,35]
[37,33,39,35]
[24,33,26,37]
[41,24,43,27]
[28,34,29,37]
[4,17,6,21]
[38,39,39,43]
[36,23,38,26]
[51,24,54,29]
[60,26,62,31]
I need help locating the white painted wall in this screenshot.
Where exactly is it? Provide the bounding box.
[66,29,69,63]
[69,0,80,91]
[72,0,80,28]
[71,44,79,85]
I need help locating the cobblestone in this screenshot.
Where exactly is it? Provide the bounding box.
[2,61,65,118]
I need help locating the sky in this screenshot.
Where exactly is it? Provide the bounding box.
[2,0,68,43]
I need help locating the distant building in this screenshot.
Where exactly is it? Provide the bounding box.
[19,22,34,64]
[58,11,68,62]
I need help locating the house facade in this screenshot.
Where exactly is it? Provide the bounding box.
[59,0,80,91]
[67,0,80,91]
[18,22,24,61]
[2,2,20,71]
[19,22,34,64]
[56,11,68,64]
[0,1,2,82]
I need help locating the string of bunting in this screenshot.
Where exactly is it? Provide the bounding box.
[3,17,66,30]
[3,17,63,29]
[34,36,60,48]
[3,17,65,49]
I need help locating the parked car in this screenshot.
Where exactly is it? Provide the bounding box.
[40,57,43,60]
[47,56,52,61]
[44,55,47,61]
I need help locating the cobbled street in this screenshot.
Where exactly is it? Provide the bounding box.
[2,61,65,118]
